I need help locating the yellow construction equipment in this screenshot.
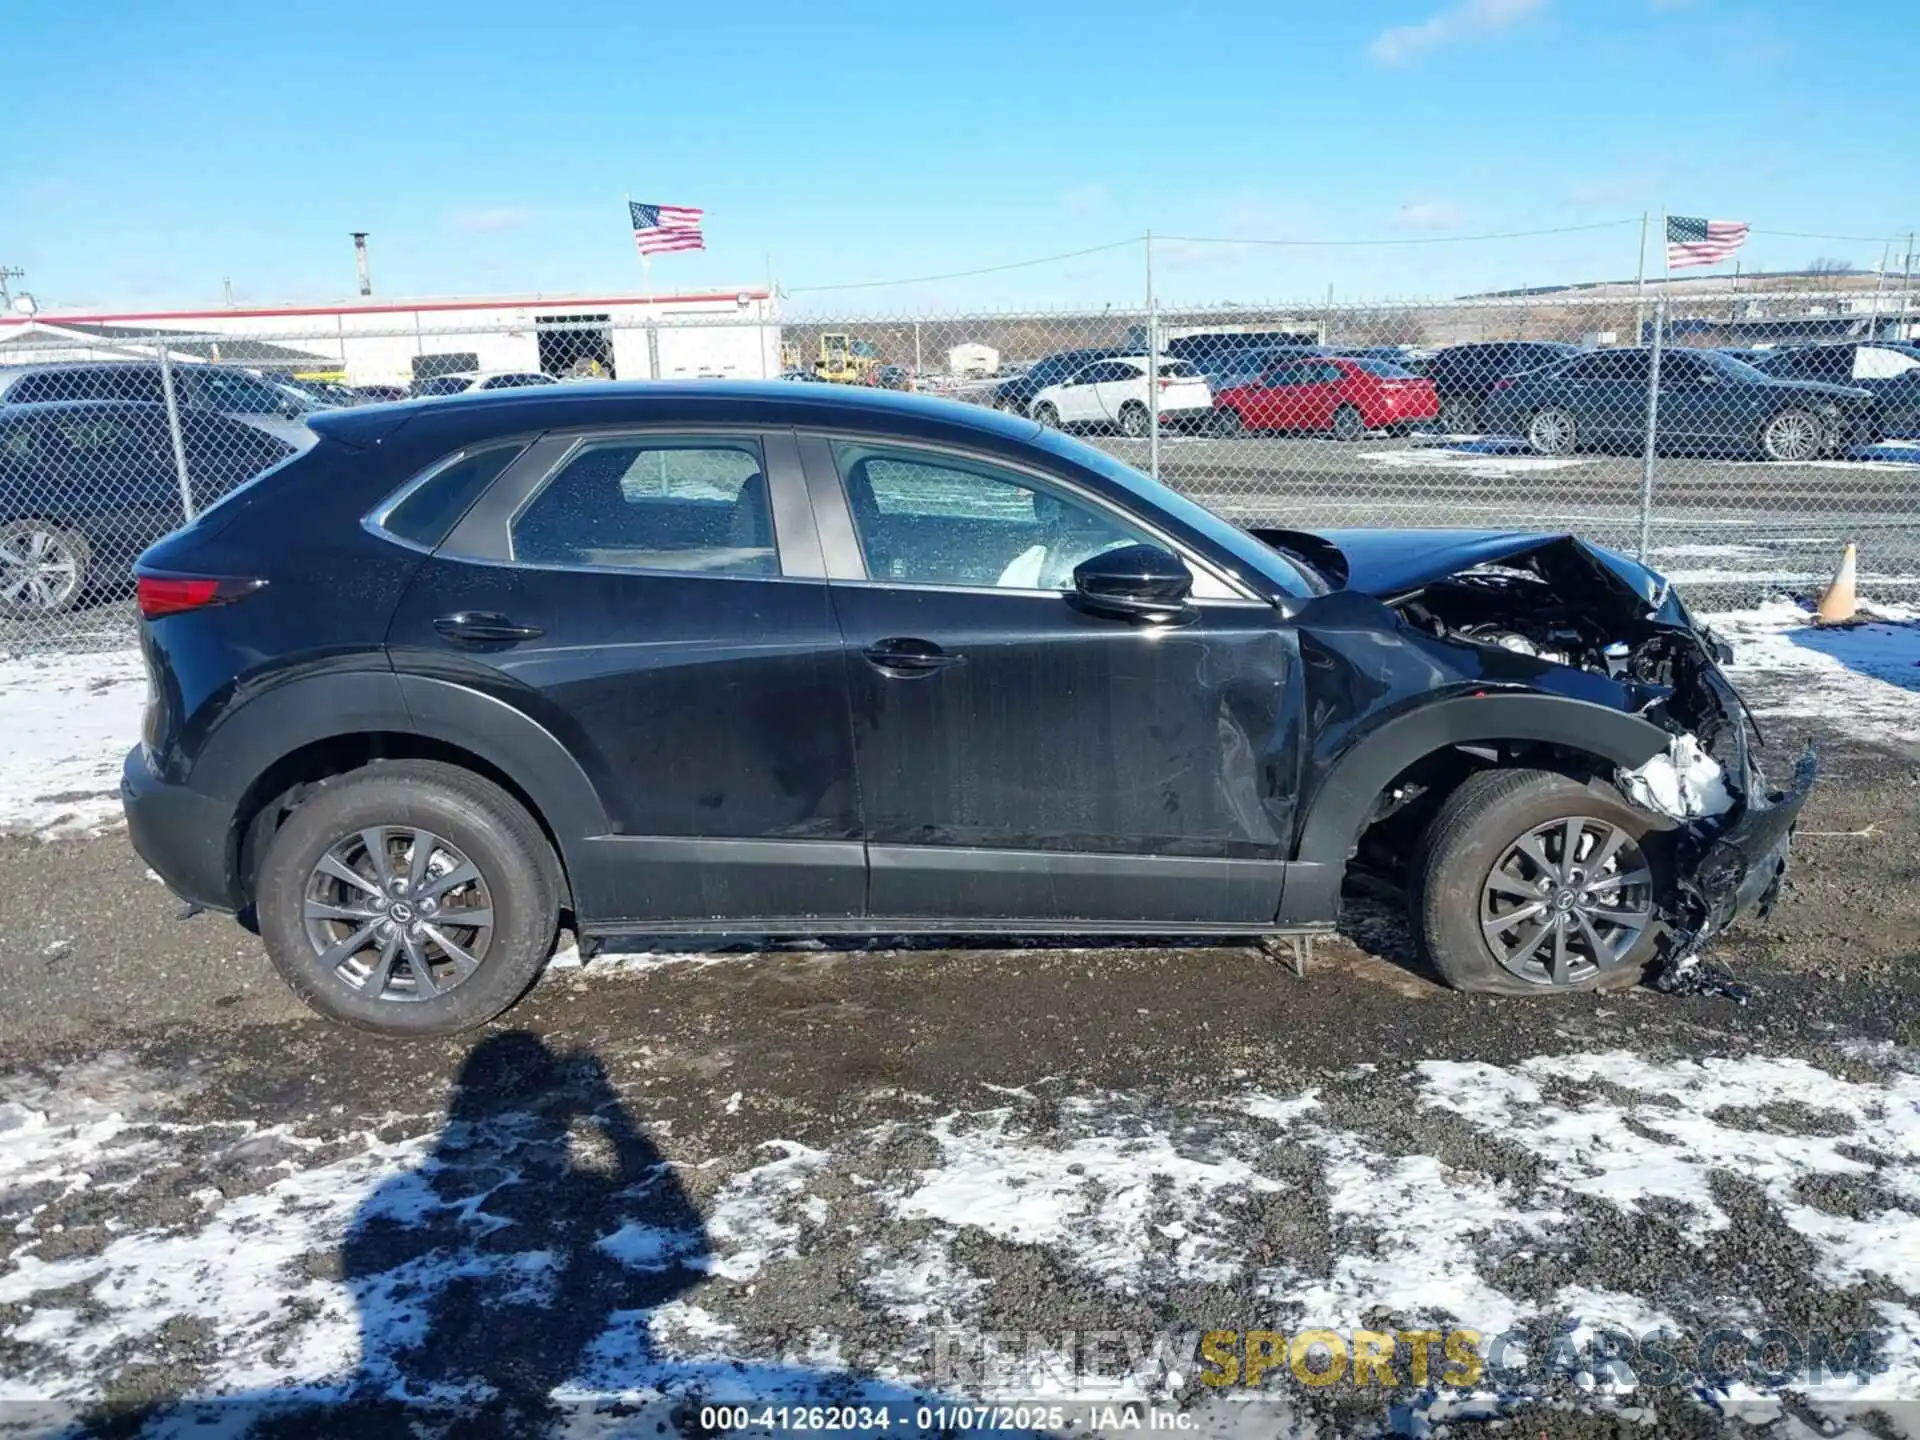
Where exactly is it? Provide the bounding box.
[814,333,880,384]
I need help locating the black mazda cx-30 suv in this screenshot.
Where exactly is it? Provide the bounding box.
[123,382,1810,1034]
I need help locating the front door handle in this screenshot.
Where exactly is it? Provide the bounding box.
[862,637,964,677]
[434,611,544,646]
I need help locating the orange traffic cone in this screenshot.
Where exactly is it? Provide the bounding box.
[1816,543,1858,624]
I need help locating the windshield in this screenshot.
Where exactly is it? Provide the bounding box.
[1029,427,1314,597]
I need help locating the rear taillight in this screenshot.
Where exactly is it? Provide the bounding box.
[136,573,265,620]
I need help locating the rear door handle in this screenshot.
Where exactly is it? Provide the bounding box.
[862,637,964,677]
[434,612,544,646]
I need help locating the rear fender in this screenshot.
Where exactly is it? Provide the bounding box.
[1279,692,1672,925]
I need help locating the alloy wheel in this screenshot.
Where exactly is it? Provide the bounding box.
[302,826,495,1002]
[0,525,84,613]
[1762,409,1823,463]
[1478,815,1653,987]
[1528,408,1577,456]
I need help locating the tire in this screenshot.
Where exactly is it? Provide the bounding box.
[1330,405,1365,442]
[1438,397,1477,434]
[256,760,562,1036]
[1032,402,1059,429]
[1411,768,1671,997]
[1213,406,1244,438]
[1526,407,1579,456]
[0,520,91,618]
[1760,408,1825,463]
[1118,402,1149,439]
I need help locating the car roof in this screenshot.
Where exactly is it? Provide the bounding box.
[308,379,1050,452]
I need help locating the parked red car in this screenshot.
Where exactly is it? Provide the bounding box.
[1213,356,1439,439]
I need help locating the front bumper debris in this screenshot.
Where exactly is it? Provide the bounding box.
[1674,741,1817,945]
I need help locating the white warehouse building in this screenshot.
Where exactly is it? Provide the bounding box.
[0,288,782,386]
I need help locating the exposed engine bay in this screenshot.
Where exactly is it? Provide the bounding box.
[1252,526,1817,971]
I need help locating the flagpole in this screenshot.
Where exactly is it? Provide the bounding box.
[1633,210,1649,345]
[1639,209,1668,560]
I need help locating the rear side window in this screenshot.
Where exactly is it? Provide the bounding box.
[7,370,82,403]
[508,438,774,576]
[1352,359,1415,378]
[382,444,529,549]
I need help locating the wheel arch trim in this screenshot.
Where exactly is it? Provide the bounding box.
[1277,693,1672,925]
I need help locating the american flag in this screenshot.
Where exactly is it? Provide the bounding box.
[1666,216,1749,269]
[629,201,705,256]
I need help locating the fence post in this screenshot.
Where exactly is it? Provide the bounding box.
[1145,230,1159,483]
[155,344,195,523]
[1637,296,1666,560]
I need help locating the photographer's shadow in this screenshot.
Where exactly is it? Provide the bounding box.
[224,1029,1018,1439]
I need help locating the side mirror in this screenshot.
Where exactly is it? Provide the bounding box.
[1071,543,1195,623]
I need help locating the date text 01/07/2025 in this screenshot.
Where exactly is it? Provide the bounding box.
[697,1403,1198,1431]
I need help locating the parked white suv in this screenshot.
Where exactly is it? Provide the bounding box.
[1028,357,1212,436]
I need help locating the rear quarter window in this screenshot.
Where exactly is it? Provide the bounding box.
[379,444,530,549]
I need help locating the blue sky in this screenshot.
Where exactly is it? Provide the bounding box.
[4,0,1915,313]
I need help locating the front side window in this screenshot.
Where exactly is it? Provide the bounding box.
[509,438,774,576]
[833,441,1152,591]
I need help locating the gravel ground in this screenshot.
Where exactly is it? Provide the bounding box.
[0,658,1917,1436]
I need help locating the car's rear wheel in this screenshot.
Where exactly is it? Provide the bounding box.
[0,520,90,617]
[1527,407,1578,456]
[1437,397,1478,433]
[1213,406,1244,438]
[1118,401,1150,438]
[1331,404,1366,441]
[1412,768,1669,996]
[1032,402,1060,428]
[257,760,562,1036]
[1760,408,1825,462]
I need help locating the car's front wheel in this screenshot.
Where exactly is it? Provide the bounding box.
[256,760,562,1035]
[1760,408,1826,462]
[1213,406,1244,438]
[1412,768,1668,995]
[1032,402,1060,428]
[1330,404,1366,441]
[1527,407,1579,456]
[0,519,90,617]
[1118,401,1150,438]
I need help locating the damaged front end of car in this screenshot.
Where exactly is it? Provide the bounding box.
[1262,528,1816,965]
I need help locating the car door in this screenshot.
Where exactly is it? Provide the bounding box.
[1648,351,1721,447]
[800,433,1293,927]
[1059,361,1117,424]
[1255,362,1309,429]
[383,427,864,926]
[1579,350,1651,445]
[1091,359,1145,425]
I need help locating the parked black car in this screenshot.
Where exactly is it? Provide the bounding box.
[1,400,294,615]
[989,347,1125,415]
[1747,342,1920,439]
[123,382,1809,1035]
[0,361,322,452]
[1480,347,1877,461]
[1422,341,1584,432]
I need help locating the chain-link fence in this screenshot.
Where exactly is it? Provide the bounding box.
[3,291,1915,651]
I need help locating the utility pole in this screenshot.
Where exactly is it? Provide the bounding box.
[0,266,24,310]
[1897,231,1917,340]
[1145,230,1159,483]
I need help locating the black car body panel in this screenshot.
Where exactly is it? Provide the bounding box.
[1423,342,1583,419]
[1750,342,1920,438]
[123,382,1805,966]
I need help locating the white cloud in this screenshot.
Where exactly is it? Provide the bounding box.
[447,205,532,235]
[1369,0,1546,65]
[1395,200,1465,231]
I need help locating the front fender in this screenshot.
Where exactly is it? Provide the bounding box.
[1277,692,1673,925]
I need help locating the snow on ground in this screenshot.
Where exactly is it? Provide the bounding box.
[1712,598,1920,744]
[1357,447,1592,481]
[4,1047,1920,1429]
[0,647,144,839]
